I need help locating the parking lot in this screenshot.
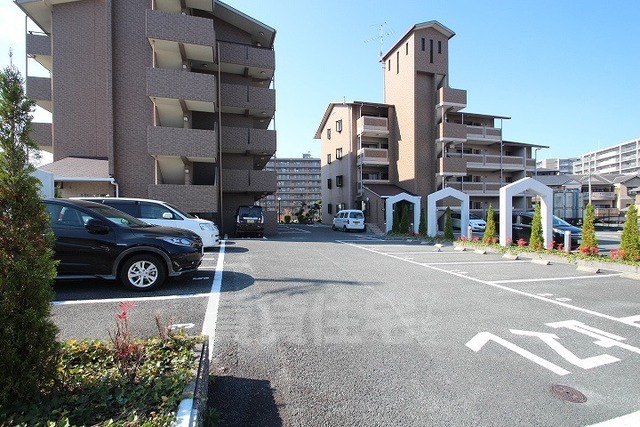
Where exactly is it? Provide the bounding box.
[52,225,640,426]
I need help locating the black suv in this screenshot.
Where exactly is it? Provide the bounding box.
[44,199,203,291]
[512,211,582,249]
[236,205,264,237]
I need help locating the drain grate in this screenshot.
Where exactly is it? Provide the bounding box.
[550,384,587,403]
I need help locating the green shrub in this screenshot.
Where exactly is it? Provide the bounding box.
[483,204,496,244]
[620,204,640,261]
[399,205,409,234]
[419,208,427,236]
[0,65,60,407]
[444,206,454,240]
[580,203,598,252]
[392,205,400,233]
[283,214,291,224]
[529,202,544,250]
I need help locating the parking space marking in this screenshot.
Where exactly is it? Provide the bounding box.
[422,260,524,265]
[53,293,211,306]
[202,240,225,361]
[341,240,640,330]
[492,273,622,284]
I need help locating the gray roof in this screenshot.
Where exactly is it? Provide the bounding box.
[39,157,110,180]
[364,184,418,198]
[533,175,580,187]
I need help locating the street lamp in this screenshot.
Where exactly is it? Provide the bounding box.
[277,197,281,223]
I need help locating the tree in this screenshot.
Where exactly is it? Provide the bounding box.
[620,204,640,261]
[419,208,427,236]
[392,205,400,233]
[483,204,496,244]
[529,202,544,250]
[0,65,59,406]
[399,205,409,234]
[443,206,454,240]
[580,203,598,253]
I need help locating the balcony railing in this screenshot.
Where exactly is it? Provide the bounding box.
[218,41,275,71]
[26,32,51,71]
[220,84,275,116]
[148,184,218,212]
[436,87,467,111]
[357,147,389,165]
[146,10,216,50]
[31,122,52,152]
[585,192,616,201]
[437,122,466,142]
[147,68,216,106]
[438,156,466,176]
[26,76,52,112]
[357,116,389,136]
[445,182,502,194]
[221,127,276,155]
[148,126,217,160]
[466,125,502,142]
[222,169,277,193]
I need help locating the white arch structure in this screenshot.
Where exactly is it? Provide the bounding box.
[427,187,469,237]
[499,177,553,247]
[385,193,422,233]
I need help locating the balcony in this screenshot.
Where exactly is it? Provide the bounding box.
[357,148,389,165]
[436,87,467,111]
[220,84,275,118]
[26,76,52,112]
[148,184,218,212]
[147,68,216,112]
[466,125,502,143]
[26,32,51,71]
[438,156,467,176]
[148,126,217,160]
[437,122,466,143]
[465,154,527,171]
[357,116,389,137]
[218,41,275,79]
[586,192,616,201]
[446,182,502,195]
[31,122,52,153]
[222,169,277,194]
[221,127,276,155]
[146,10,216,69]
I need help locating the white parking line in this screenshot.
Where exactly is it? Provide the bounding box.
[202,240,225,361]
[342,241,640,330]
[493,273,622,284]
[422,260,525,265]
[53,293,211,305]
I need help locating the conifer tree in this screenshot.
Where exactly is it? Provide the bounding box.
[580,203,598,253]
[399,205,409,234]
[483,204,496,244]
[444,206,454,240]
[620,204,639,261]
[0,65,59,406]
[529,202,544,250]
[419,208,427,236]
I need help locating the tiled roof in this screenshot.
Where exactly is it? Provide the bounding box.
[365,184,418,198]
[39,157,110,179]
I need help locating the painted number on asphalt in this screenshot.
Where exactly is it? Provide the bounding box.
[466,320,640,375]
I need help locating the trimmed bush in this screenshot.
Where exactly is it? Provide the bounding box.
[483,204,496,244]
[529,202,544,250]
[399,205,409,234]
[419,208,427,236]
[620,204,640,261]
[580,203,598,253]
[444,206,454,240]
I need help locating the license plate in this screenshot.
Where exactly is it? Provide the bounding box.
[247,219,255,224]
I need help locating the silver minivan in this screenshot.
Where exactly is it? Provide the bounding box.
[332,209,366,232]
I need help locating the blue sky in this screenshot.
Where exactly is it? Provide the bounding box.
[2,1,639,163]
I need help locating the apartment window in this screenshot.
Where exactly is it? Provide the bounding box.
[336,120,343,133]
[429,39,434,63]
[327,178,332,189]
[336,175,343,187]
[396,51,400,73]
[405,42,409,55]
[438,40,442,54]
[421,38,425,51]
[328,204,333,215]
[327,153,332,164]
[388,59,391,71]
[327,128,331,140]
[336,147,343,159]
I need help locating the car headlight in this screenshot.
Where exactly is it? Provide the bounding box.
[199,223,215,231]
[161,237,194,246]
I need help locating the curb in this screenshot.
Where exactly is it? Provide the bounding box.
[175,338,210,427]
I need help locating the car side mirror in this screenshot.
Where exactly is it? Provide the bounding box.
[162,212,173,219]
[85,218,110,234]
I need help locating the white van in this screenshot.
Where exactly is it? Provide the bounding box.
[75,197,220,248]
[332,209,366,232]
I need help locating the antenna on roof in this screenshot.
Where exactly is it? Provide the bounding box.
[365,22,393,63]
[9,47,13,66]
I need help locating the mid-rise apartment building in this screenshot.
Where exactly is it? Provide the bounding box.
[315,21,544,232]
[574,138,640,175]
[261,153,322,221]
[536,158,577,175]
[16,0,277,236]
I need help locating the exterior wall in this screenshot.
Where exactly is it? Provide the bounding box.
[58,181,115,198]
[52,0,109,161]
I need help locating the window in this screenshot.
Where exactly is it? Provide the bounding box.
[336,120,342,133]
[388,59,391,71]
[396,51,399,73]
[429,39,433,63]
[336,147,343,159]
[421,38,425,51]
[328,203,333,214]
[326,128,331,140]
[336,175,343,187]
[327,153,332,164]
[327,178,332,189]
[405,42,409,55]
[438,40,442,54]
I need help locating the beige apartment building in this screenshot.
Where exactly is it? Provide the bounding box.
[316,21,544,233]
[16,0,277,236]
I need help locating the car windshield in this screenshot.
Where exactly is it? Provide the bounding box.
[470,214,483,220]
[553,216,572,227]
[85,204,152,227]
[349,212,364,219]
[239,207,263,218]
[165,202,196,219]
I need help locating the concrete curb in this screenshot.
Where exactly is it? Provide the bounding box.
[175,338,209,427]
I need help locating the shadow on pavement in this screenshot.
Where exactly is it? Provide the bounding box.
[209,376,282,427]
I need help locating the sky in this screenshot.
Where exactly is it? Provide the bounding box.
[1,0,639,164]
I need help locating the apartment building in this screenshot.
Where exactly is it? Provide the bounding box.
[315,21,544,232]
[261,153,322,221]
[536,157,577,175]
[16,0,277,236]
[574,138,640,175]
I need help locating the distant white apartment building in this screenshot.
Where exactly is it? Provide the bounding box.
[536,157,577,174]
[573,138,640,175]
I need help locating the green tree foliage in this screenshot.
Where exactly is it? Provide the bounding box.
[529,202,544,250]
[580,203,598,251]
[482,204,496,244]
[0,65,59,406]
[443,206,454,240]
[392,205,400,233]
[620,204,640,261]
[399,205,409,234]
[419,208,427,236]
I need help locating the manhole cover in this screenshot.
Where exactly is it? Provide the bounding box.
[550,384,587,403]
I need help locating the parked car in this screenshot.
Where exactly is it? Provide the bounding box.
[75,197,219,248]
[332,209,366,232]
[44,198,203,291]
[450,212,487,232]
[512,211,582,249]
[236,205,265,237]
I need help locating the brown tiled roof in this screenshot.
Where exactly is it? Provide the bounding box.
[39,157,110,179]
[365,184,418,198]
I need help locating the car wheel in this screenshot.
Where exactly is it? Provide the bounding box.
[120,254,166,291]
[343,225,348,232]
[332,224,336,231]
